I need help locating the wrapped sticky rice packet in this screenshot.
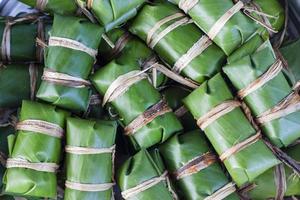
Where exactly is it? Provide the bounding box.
[223,40,300,147]
[159,130,240,200]
[36,15,104,112]
[91,60,183,149]
[117,150,178,200]
[183,73,279,187]
[3,100,70,198]
[64,118,117,200]
[130,2,226,85]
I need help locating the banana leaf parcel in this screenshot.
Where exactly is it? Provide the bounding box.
[168,0,284,55]
[183,73,279,187]
[3,100,69,198]
[0,64,42,108]
[159,130,240,200]
[223,40,300,148]
[91,60,183,149]
[117,149,177,200]
[77,0,146,32]
[19,0,78,15]
[0,15,51,63]
[129,2,226,84]
[240,141,300,199]
[64,118,117,200]
[36,15,104,112]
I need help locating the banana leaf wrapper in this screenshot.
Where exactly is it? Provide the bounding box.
[80,0,146,32]
[3,100,70,198]
[160,86,197,131]
[117,150,175,200]
[183,73,280,187]
[19,0,78,15]
[37,15,104,112]
[0,15,51,63]
[129,2,226,84]
[91,60,183,149]
[64,118,117,200]
[0,64,42,108]
[223,40,300,147]
[242,142,300,199]
[82,89,104,119]
[159,130,240,200]
[98,29,167,87]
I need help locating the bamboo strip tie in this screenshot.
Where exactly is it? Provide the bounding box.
[108,32,132,60]
[6,158,59,173]
[65,181,114,192]
[1,21,11,61]
[178,0,199,13]
[36,0,48,11]
[29,63,38,100]
[274,164,287,200]
[174,105,188,118]
[65,145,115,155]
[204,182,237,200]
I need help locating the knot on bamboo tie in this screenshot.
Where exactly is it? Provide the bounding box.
[42,68,91,88]
[124,99,172,136]
[6,158,59,173]
[204,182,237,200]
[16,119,64,138]
[36,0,48,11]
[173,152,217,180]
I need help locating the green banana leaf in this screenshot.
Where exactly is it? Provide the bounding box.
[98,29,167,87]
[183,73,280,187]
[159,130,240,200]
[3,100,70,199]
[19,0,78,15]
[117,149,175,200]
[91,60,183,149]
[64,118,117,200]
[167,0,261,55]
[243,142,300,199]
[223,40,300,147]
[37,15,104,112]
[160,85,196,131]
[129,2,226,84]
[80,0,146,32]
[0,64,42,108]
[0,15,47,63]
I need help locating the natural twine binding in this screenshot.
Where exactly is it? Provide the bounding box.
[42,68,91,88]
[89,94,102,106]
[36,0,48,11]
[1,21,11,61]
[274,164,286,200]
[219,132,261,162]
[48,36,98,59]
[237,59,283,99]
[204,182,236,200]
[65,180,114,192]
[197,100,241,130]
[178,0,199,13]
[6,158,59,172]
[16,119,64,138]
[174,152,217,180]
[108,32,132,60]
[124,99,172,136]
[87,0,93,9]
[36,17,46,63]
[174,105,188,118]
[29,63,38,100]
[65,145,115,155]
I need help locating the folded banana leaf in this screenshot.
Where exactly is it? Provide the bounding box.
[159,130,240,200]
[117,149,175,200]
[129,2,226,84]
[3,100,70,198]
[37,15,104,112]
[91,60,183,149]
[64,118,117,200]
[0,64,42,108]
[98,29,167,87]
[78,0,146,31]
[160,85,196,131]
[0,15,51,63]
[223,40,300,147]
[183,73,280,187]
[19,0,78,15]
[241,142,300,199]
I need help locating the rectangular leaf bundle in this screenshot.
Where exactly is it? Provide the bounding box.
[3,100,69,198]
[223,40,300,147]
[19,0,78,15]
[37,15,104,112]
[117,150,176,200]
[64,118,117,200]
[91,60,183,149]
[0,64,42,108]
[159,130,240,200]
[183,73,279,186]
[168,0,283,55]
[129,2,226,84]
